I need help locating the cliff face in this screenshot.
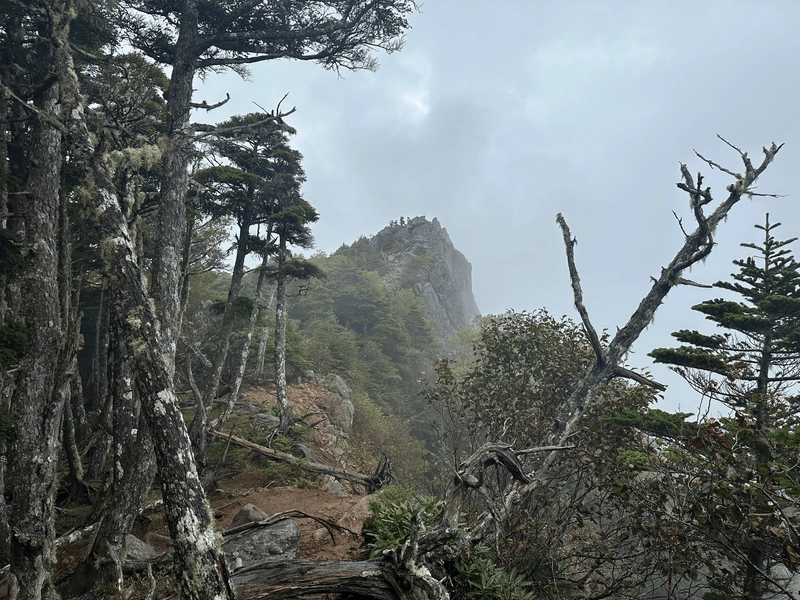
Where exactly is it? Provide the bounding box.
[368,216,480,342]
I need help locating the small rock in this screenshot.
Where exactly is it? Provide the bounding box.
[323,475,348,497]
[292,443,313,460]
[254,413,280,425]
[124,534,156,562]
[231,503,268,528]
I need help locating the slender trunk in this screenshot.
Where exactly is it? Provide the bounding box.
[178,214,195,335]
[275,238,292,434]
[71,368,90,446]
[255,284,276,379]
[62,380,85,501]
[210,252,269,434]
[149,0,199,379]
[204,216,251,409]
[187,350,208,461]
[91,281,109,413]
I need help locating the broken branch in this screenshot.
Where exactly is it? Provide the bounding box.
[556,213,605,366]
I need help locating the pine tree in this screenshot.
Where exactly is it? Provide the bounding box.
[650,214,800,599]
[650,213,800,426]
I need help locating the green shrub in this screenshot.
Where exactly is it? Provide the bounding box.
[242,425,269,447]
[260,459,316,488]
[364,486,443,558]
[455,545,536,600]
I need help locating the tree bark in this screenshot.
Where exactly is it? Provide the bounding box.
[7,63,65,600]
[275,239,292,434]
[94,165,234,599]
[209,250,267,434]
[149,0,199,380]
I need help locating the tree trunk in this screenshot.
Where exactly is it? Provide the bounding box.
[7,70,65,600]
[275,239,292,434]
[203,215,251,411]
[209,250,267,435]
[255,284,276,379]
[94,165,234,599]
[149,0,199,380]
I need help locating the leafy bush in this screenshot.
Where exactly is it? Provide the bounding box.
[364,486,443,558]
[260,459,316,488]
[455,545,536,600]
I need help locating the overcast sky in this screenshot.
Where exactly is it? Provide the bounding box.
[198,1,800,412]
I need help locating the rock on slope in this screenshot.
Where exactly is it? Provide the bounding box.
[363,216,480,342]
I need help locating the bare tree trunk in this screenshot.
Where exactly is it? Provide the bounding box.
[274,240,293,434]
[210,251,268,435]
[255,284,276,379]
[149,1,199,380]
[90,280,109,412]
[203,216,251,412]
[186,349,209,462]
[62,380,85,502]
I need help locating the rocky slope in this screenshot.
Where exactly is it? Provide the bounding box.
[361,216,480,342]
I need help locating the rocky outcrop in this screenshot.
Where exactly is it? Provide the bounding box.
[224,505,300,571]
[302,371,355,436]
[369,216,480,342]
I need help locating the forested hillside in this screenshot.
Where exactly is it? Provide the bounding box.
[2,0,799,599]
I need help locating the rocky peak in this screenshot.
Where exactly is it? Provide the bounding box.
[370,216,481,342]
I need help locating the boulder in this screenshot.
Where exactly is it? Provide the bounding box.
[223,519,300,571]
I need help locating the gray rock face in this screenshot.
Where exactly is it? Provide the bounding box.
[370,216,480,342]
[223,519,300,571]
[303,371,355,435]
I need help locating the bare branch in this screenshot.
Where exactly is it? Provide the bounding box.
[514,445,574,455]
[194,107,297,139]
[672,210,689,237]
[614,366,667,391]
[695,150,741,179]
[676,277,713,288]
[556,213,605,366]
[191,93,230,111]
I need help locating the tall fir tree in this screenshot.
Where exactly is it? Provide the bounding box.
[650,214,800,599]
[650,213,800,426]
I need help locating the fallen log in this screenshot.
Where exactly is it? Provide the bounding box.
[231,559,399,600]
[208,430,389,492]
